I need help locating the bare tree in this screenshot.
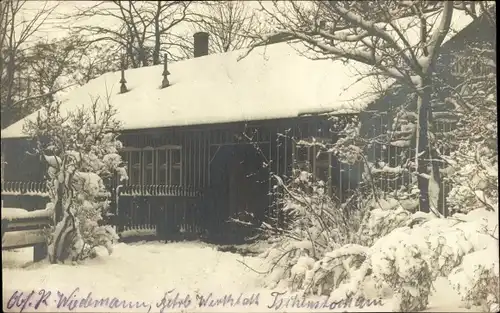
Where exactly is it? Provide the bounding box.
[65,1,194,68]
[0,0,58,128]
[26,37,83,104]
[191,1,265,53]
[242,0,488,215]
[77,42,121,84]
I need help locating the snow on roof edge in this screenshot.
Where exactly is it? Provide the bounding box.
[1,10,475,140]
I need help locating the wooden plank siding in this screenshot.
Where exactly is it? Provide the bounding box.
[108,116,361,241]
[4,114,441,242]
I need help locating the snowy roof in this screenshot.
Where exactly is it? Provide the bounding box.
[2,10,474,139]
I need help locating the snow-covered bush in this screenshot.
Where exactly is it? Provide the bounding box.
[258,201,499,312]
[267,224,435,311]
[449,244,499,312]
[258,167,371,289]
[445,143,498,214]
[370,228,433,311]
[23,99,126,263]
[357,198,413,246]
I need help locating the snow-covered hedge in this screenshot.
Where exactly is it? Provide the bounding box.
[259,203,499,312]
[449,244,499,312]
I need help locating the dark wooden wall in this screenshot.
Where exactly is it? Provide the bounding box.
[1,140,48,210]
[2,115,361,242]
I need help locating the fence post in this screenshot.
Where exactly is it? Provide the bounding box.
[1,220,7,239]
[33,242,48,262]
[116,185,123,233]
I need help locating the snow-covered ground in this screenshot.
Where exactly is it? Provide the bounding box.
[2,241,482,312]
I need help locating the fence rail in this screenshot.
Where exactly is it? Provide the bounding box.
[119,184,202,197]
[1,181,49,197]
[1,209,54,261]
[1,181,206,242]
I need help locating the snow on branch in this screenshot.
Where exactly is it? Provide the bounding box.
[22,95,126,264]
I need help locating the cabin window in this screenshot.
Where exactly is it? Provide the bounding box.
[157,149,169,185]
[156,146,182,185]
[129,149,142,185]
[121,146,182,186]
[142,148,155,185]
[170,148,182,185]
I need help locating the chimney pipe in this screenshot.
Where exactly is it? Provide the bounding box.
[161,53,170,88]
[193,32,209,58]
[119,54,128,93]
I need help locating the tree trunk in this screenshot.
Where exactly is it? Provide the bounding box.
[54,181,64,223]
[140,47,148,67]
[127,37,138,68]
[152,1,161,65]
[415,77,431,213]
[50,213,78,263]
[427,105,446,216]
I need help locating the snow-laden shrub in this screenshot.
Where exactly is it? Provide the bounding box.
[258,204,499,312]
[411,208,498,279]
[357,198,413,246]
[258,189,433,311]
[442,41,497,215]
[303,244,370,297]
[24,100,126,263]
[257,168,370,290]
[292,226,434,312]
[445,144,498,214]
[259,238,317,290]
[370,227,433,312]
[402,209,498,309]
[448,244,499,312]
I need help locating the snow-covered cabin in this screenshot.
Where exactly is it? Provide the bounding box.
[1,10,493,242]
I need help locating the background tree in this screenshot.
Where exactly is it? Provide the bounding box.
[0,0,58,128]
[26,37,83,104]
[77,42,122,85]
[243,0,490,215]
[190,1,266,54]
[65,1,194,67]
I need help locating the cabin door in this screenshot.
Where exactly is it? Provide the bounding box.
[228,144,269,220]
[209,143,269,233]
[209,145,231,229]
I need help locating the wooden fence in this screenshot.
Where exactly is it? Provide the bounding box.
[115,184,204,241]
[1,208,54,262]
[1,181,50,212]
[1,181,205,242]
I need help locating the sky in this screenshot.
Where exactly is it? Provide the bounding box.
[19,0,270,45]
[18,1,92,42]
